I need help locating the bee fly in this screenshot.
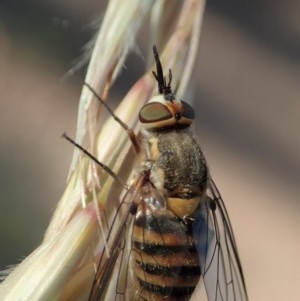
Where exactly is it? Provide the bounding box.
[64,46,248,301]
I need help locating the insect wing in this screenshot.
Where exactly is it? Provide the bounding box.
[88,173,148,301]
[88,207,132,301]
[194,179,248,301]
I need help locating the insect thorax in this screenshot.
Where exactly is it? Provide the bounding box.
[142,127,208,218]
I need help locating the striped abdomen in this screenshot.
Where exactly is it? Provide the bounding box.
[130,204,201,301]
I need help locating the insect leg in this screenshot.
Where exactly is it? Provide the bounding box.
[62,132,129,190]
[83,82,141,153]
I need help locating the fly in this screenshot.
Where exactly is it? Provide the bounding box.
[64,46,248,301]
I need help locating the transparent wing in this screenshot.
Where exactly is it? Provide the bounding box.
[89,173,248,301]
[194,178,248,301]
[88,204,132,301]
[88,173,147,301]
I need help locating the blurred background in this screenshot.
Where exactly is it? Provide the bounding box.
[0,0,299,300]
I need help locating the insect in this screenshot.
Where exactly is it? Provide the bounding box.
[64,46,248,301]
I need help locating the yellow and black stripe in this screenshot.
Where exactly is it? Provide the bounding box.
[131,210,201,301]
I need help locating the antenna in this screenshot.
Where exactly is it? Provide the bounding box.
[152,45,173,96]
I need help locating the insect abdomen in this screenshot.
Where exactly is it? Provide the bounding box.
[131,208,201,301]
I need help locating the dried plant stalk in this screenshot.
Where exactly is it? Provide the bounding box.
[0,0,206,300]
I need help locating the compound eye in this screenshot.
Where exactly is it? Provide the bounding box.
[181,101,195,120]
[139,102,172,123]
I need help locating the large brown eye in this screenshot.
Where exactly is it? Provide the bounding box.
[181,101,195,120]
[139,102,172,123]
